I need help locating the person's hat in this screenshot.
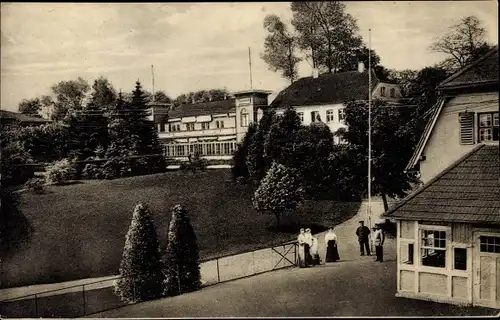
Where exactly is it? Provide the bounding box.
[300,228,305,232]
[359,220,364,223]
[305,228,311,232]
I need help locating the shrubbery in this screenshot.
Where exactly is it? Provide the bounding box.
[25,178,46,194]
[45,159,77,185]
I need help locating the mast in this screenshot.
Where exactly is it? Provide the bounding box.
[368,28,373,249]
[151,65,155,102]
[248,47,253,89]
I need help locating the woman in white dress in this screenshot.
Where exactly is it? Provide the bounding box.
[310,236,321,265]
[304,228,314,266]
[297,228,307,268]
[325,227,340,262]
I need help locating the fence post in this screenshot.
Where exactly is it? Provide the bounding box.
[82,284,86,316]
[216,258,220,283]
[34,294,38,318]
[294,243,297,266]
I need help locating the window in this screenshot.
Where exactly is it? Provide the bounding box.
[390,88,396,98]
[201,122,209,130]
[454,248,467,270]
[421,229,447,268]
[478,112,499,142]
[216,121,220,129]
[338,108,346,121]
[480,236,500,253]
[297,112,304,123]
[459,112,475,144]
[168,124,172,132]
[311,111,319,122]
[186,123,195,131]
[326,109,334,122]
[240,109,249,127]
[220,121,224,128]
[176,124,181,132]
[400,243,414,265]
[380,86,386,97]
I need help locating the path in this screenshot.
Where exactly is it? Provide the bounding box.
[89,212,497,317]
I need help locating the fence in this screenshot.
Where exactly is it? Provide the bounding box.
[0,241,297,318]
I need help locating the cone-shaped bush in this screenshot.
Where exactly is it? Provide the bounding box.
[114,203,163,303]
[163,204,201,297]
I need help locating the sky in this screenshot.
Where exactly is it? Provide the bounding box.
[1,1,498,111]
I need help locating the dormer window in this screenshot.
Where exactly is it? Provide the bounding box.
[380,86,386,97]
[390,88,396,98]
[240,109,249,127]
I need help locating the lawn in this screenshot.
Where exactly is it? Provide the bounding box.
[2,170,361,289]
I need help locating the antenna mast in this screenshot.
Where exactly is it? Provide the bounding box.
[368,28,373,250]
[248,47,253,89]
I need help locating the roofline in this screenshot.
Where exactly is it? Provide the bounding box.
[437,47,499,89]
[384,144,486,219]
[438,80,498,91]
[232,90,273,96]
[388,216,500,225]
[405,97,447,170]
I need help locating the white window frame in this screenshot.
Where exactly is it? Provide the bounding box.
[326,109,335,123]
[380,86,386,97]
[338,108,346,122]
[297,112,304,123]
[478,111,499,142]
[417,224,451,271]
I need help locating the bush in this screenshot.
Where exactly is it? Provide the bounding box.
[25,178,46,194]
[163,205,201,297]
[114,203,164,303]
[45,159,77,185]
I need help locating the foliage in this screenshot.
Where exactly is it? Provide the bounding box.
[387,69,419,97]
[232,122,258,181]
[336,100,417,210]
[45,159,76,185]
[0,128,35,187]
[253,162,305,226]
[431,15,495,70]
[114,203,164,303]
[25,178,46,194]
[182,150,207,173]
[50,77,91,122]
[261,14,302,84]
[173,88,231,106]
[18,98,42,117]
[246,109,276,183]
[105,83,166,179]
[162,205,201,297]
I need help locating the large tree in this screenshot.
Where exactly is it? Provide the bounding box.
[232,122,258,181]
[18,98,42,117]
[50,77,91,122]
[261,14,302,84]
[431,15,495,70]
[173,88,230,106]
[246,109,276,183]
[337,100,417,211]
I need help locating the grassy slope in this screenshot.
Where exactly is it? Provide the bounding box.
[2,170,360,288]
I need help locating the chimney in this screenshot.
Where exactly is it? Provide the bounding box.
[312,68,319,79]
[358,61,365,73]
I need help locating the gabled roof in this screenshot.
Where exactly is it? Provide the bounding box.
[168,99,236,119]
[385,145,500,223]
[405,98,446,170]
[0,110,52,123]
[438,47,499,90]
[270,70,379,108]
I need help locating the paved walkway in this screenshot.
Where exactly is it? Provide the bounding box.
[89,212,498,317]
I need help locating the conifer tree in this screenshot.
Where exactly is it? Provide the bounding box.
[232,122,258,181]
[162,205,201,297]
[115,203,163,303]
[246,109,276,183]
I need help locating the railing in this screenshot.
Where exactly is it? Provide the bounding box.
[0,241,297,318]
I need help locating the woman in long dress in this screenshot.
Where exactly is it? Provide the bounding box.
[325,227,340,262]
[297,228,307,268]
[310,236,321,265]
[304,228,314,266]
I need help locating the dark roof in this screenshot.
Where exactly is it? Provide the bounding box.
[438,47,499,90]
[0,110,52,123]
[168,99,236,119]
[385,145,500,224]
[270,70,379,108]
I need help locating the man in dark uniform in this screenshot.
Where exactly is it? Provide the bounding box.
[356,221,371,256]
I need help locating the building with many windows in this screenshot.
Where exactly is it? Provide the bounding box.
[158,90,271,162]
[269,63,404,143]
[384,47,499,308]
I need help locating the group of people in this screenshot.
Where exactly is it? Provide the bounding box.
[297,227,340,268]
[297,220,385,268]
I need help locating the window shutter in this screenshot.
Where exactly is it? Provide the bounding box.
[459,112,475,145]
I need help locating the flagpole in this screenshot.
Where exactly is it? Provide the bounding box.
[368,28,373,252]
[248,47,253,89]
[151,65,155,102]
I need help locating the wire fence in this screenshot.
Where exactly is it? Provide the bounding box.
[0,241,298,318]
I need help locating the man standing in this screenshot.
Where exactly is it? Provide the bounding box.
[356,221,371,256]
[373,224,385,262]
